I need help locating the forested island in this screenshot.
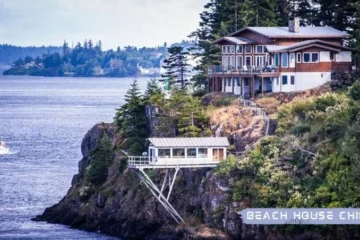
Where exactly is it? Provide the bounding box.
[2,40,192,78]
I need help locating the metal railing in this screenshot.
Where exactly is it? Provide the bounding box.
[208,65,279,75]
[128,156,220,168]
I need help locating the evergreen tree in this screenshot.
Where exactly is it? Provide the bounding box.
[86,133,114,186]
[115,79,149,154]
[144,79,162,102]
[161,46,190,90]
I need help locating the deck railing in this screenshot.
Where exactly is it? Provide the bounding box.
[208,65,279,75]
[128,156,220,168]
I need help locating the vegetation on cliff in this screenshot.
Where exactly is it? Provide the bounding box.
[216,79,360,237]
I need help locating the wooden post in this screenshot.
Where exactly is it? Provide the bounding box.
[251,77,255,99]
[232,77,235,94]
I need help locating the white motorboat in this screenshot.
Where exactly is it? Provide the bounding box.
[0,140,10,155]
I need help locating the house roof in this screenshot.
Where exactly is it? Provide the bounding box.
[213,36,254,45]
[266,40,355,53]
[148,137,230,148]
[229,26,350,39]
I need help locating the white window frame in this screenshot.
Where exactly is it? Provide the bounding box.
[296,52,302,63]
[245,56,252,66]
[311,52,319,63]
[245,45,252,54]
[291,75,295,85]
[282,75,288,85]
[281,53,288,68]
[227,46,231,54]
[274,53,280,67]
[255,45,265,53]
[237,56,243,69]
[236,45,243,54]
[289,53,295,68]
[303,52,311,63]
[222,46,226,54]
[255,55,265,67]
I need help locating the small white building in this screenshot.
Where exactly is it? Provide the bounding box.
[128,137,230,169]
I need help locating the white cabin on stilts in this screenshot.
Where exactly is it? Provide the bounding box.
[127,137,230,224]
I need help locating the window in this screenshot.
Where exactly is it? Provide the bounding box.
[230,45,235,54]
[281,53,288,68]
[282,75,288,85]
[291,76,295,85]
[256,45,264,53]
[172,148,185,158]
[227,46,231,53]
[245,45,252,53]
[222,56,227,68]
[236,78,240,86]
[222,46,226,54]
[303,53,310,63]
[330,52,335,61]
[158,149,171,158]
[198,148,208,158]
[255,56,265,67]
[274,53,279,67]
[311,53,319,62]
[289,53,295,68]
[296,53,301,63]
[213,148,225,161]
[187,148,196,158]
[227,78,231,86]
[245,56,252,66]
[237,56,243,69]
[237,45,243,53]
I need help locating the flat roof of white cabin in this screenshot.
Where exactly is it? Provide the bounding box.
[148,137,230,148]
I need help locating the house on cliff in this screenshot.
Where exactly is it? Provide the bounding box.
[207,17,357,98]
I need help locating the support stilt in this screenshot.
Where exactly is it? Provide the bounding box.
[135,167,185,224]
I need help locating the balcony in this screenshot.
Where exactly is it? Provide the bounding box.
[207,65,280,78]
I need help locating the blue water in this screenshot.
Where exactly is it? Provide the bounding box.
[0,76,149,239]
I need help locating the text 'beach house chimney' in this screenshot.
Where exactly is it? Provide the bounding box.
[289,17,300,33]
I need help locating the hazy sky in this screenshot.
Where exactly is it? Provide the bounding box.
[0,0,206,50]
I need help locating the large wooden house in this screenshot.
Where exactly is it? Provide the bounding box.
[208,17,356,98]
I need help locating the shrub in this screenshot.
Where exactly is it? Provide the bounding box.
[349,81,360,101]
[86,133,114,186]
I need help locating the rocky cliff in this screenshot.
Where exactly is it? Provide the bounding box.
[33,122,250,239]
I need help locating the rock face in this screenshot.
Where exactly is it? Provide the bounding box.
[33,123,238,239]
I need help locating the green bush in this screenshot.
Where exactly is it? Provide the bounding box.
[349,81,360,100]
[86,133,114,186]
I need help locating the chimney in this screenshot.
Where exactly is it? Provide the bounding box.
[288,17,300,33]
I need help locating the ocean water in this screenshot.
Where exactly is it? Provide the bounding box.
[0,75,149,239]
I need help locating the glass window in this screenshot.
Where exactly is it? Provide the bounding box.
[222,46,226,53]
[227,78,231,86]
[281,53,288,68]
[291,76,295,85]
[236,78,240,86]
[245,45,252,53]
[198,148,208,158]
[237,45,243,53]
[187,148,196,157]
[172,148,185,158]
[245,56,252,66]
[330,52,335,61]
[311,53,319,62]
[230,45,235,54]
[282,75,288,85]
[303,53,310,63]
[158,149,171,158]
[227,46,231,53]
[256,45,264,53]
[274,53,279,67]
[237,56,243,69]
[296,53,301,63]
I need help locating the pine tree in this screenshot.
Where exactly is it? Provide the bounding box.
[144,79,162,102]
[86,133,114,185]
[161,46,190,90]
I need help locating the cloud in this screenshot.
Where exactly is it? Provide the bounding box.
[0,0,207,49]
